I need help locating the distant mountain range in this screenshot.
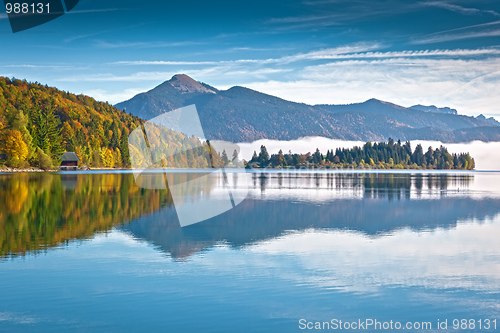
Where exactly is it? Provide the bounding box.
[115,74,500,143]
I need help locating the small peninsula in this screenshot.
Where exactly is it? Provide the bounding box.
[245,139,475,170]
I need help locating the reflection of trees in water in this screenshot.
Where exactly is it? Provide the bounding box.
[0,172,480,260]
[0,173,173,258]
[250,172,473,200]
[123,173,497,261]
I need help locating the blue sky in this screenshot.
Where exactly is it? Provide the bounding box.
[1,0,500,117]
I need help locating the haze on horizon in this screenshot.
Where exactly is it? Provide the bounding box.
[1,0,500,118]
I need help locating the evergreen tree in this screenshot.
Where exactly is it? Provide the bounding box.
[109,121,120,149]
[312,148,322,164]
[221,149,229,165]
[411,144,424,165]
[120,129,130,167]
[258,145,270,166]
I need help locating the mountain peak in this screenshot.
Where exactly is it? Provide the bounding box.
[363,98,406,109]
[166,74,216,94]
[365,98,394,105]
[171,73,196,83]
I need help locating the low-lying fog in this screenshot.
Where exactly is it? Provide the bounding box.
[238,137,500,171]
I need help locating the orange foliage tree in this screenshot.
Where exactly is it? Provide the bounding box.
[3,130,28,161]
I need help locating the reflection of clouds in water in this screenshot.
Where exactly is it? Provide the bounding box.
[0,312,39,324]
[246,216,500,294]
[238,137,500,171]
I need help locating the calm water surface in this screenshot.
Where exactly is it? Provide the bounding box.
[0,171,499,332]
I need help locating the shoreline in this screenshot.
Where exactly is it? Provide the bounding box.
[0,167,481,174]
[0,167,128,173]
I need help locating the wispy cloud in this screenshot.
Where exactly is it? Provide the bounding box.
[113,60,219,66]
[55,67,292,84]
[0,13,7,20]
[95,40,204,49]
[420,1,500,16]
[56,72,176,82]
[267,1,421,30]
[113,46,500,69]
[412,19,500,44]
[414,29,500,44]
[64,23,149,43]
[66,8,129,14]
[64,32,108,43]
[423,20,500,35]
[3,64,75,69]
[112,43,382,67]
[277,46,500,62]
[269,0,500,34]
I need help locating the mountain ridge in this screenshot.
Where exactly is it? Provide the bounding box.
[115,74,500,143]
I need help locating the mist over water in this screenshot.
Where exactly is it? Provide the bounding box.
[238,137,500,171]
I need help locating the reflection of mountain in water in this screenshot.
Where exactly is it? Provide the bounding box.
[2,172,498,259]
[123,173,500,259]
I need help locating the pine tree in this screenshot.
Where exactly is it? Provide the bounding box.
[120,129,130,167]
[232,149,239,163]
[250,151,258,163]
[258,145,270,166]
[109,121,120,149]
[221,149,229,165]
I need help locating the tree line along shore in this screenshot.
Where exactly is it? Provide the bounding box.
[246,139,475,170]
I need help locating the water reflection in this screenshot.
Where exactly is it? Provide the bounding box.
[1,172,498,260]
[251,172,474,200]
[123,172,500,259]
[0,173,171,257]
[1,171,500,333]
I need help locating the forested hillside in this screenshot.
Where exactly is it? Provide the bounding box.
[0,77,146,169]
[0,77,237,170]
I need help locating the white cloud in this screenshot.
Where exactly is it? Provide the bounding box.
[241,56,500,117]
[82,88,147,104]
[58,67,292,85]
[56,72,176,82]
[249,217,500,294]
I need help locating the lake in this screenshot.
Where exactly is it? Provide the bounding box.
[0,170,499,332]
